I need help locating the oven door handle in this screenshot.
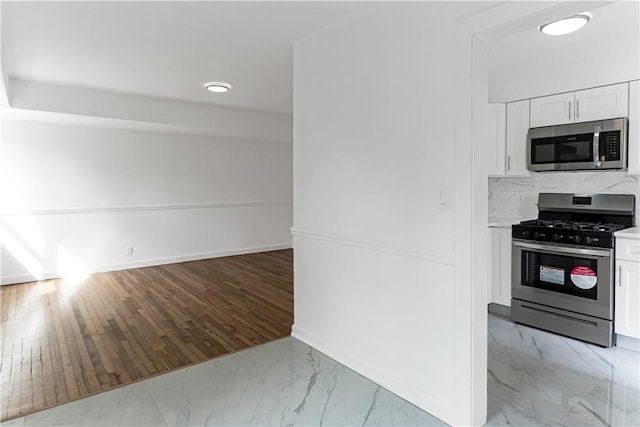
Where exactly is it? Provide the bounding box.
[512,240,611,258]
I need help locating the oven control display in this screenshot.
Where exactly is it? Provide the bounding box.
[570,266,597,289]
[540,265,565,285]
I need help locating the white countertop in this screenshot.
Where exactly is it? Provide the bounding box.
[615,227,640,239]
[488,222,516,229]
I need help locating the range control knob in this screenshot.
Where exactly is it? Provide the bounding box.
[574,235,581,243]
[584,236,593,245]
[553,234,562,242]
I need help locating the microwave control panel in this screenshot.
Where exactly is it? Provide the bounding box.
[599,130,621,161]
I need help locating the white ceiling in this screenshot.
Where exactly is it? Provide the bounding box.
[488,1,640,102]
[6,1,634,116]
[2,1,368,115]
[1,1,517,116]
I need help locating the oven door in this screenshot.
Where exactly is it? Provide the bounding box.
[512,239,614,320]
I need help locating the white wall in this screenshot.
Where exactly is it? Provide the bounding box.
[1,83,293,284]
[292,3,487,425]
[489,1,640,102]
[0,1,8,106]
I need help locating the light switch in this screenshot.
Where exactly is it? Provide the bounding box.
[439,189,449,208]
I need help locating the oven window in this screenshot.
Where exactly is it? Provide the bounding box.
[521,250,598,300]
[530,133,594,164]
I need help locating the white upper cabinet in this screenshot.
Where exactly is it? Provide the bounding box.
[575,83,629,123]
[530,83,629,128]
[505,100,530,176]
[486,103,506,177]
[628,80,640,175]
[530,92,575,127]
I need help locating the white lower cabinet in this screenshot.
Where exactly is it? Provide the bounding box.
[489,226,512,306]
[615,260,640,339]
[615,232,640,340]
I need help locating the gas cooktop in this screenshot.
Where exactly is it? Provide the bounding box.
[512,220,628,248]
[518,219,628,233]
[511,193,635,249]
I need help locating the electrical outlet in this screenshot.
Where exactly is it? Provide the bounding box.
[126,246,134,256]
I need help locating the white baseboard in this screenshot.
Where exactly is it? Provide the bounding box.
[616,334,640,352]
[290,323,451,425]
[1,243,292,285]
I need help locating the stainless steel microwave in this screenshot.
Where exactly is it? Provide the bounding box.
[527,118,627,172]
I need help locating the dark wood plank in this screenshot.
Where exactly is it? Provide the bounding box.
[0,249,293,421]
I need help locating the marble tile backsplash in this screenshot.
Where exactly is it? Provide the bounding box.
[489,171,640,224]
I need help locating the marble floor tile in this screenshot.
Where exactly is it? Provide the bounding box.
[489,314,633,383]
[3,314,638,427]
[20,379,168,427]
[0,417,25,427]
[486,314,640,427]
[556,380,640,427]
[486,388,571,427]
[142,337,446,427]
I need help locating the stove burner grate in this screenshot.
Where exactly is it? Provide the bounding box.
[518,219,627,233]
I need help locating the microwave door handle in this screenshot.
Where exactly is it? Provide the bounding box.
[593,126,601,168]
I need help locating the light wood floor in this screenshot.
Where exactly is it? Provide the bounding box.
[0,249,293,421]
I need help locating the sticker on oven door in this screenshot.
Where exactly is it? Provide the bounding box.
[570,266,597,289]
[540,265,565,285]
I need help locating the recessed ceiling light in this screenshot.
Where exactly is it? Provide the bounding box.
[540,14,590,36]
[205,82,231,93]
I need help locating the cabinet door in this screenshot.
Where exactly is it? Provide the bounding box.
[615,259,640,339]
[486,103,506,177]
[505,100,530,176]
[628,80,639,175]
[530,91,575,127]
[491,227,512,306]
[575,83,629,123]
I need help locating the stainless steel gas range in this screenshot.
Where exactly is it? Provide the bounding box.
[511,193,636,347]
